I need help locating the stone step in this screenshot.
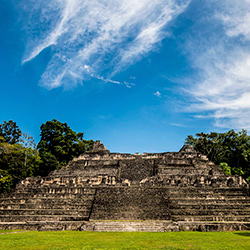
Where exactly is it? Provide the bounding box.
[170,209,250,216]
[0,215,89,222]
[36,194,95,198]
[0,203,92,210]
[16,186,95,191]
[14,189,96,196]
[90,207,169,216]
[0,192,95,199]
[167,194,248,199]
[167,187,247,192]
[170,197,250,202]
[157,169,209,174]
[0,203,93,209]
[169,204,250,209]
[35,190,95,196]
[91,212,170,220]
[172,215,250,222]
[168,189,248,194]
[0,222,27,230]
[177,221,250,232]
[93,226,164,232]
[91,221,173,232]
[0,221,85,231]
[175,191,248,195]
[169,200,249,206]
[0,197,94,204]
[0,209,90,216]
[158,170,211,175]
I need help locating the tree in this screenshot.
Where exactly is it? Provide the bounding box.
[19,133,37,168]
[0,122,41,193]
[185,130,250,180]
[185,132,223,163]
[0,141,41,192]
[37,119,93,176]
[0,120,21,144]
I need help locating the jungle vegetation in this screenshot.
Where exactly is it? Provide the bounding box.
[0,119,93,193]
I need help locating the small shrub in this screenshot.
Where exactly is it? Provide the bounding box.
[220,162,231,175]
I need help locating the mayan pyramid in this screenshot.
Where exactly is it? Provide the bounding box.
[0,141,249,231]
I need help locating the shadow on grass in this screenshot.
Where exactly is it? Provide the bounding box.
[234,232,250,237]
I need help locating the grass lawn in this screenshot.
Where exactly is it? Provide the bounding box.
[0,231,250,250]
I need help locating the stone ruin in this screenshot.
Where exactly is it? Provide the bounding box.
[0,141,250,232]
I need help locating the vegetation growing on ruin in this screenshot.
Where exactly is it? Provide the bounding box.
[186,130,250,182]
[0,231,250,250]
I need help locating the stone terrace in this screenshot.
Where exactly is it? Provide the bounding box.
[0,141,249,231]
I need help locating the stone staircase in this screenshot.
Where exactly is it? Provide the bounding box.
[168,187,250,223]
[0,185,96,230]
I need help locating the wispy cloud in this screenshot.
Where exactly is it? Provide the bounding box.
[82,65,135,88]
[185,0,250,129]
[20,0,190,89]
[169,122,187,128]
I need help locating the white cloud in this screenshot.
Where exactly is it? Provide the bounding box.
[154,91,161,97]
[185,0,250,129]
[20,0,190,89]
[217,0,250,40]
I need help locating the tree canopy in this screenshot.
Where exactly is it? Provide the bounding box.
[0,120,21,144]
[185,130,250,181]
[0,119,93,192]
[37,119,93,176]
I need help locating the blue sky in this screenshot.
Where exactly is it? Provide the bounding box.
[1,0,250,153]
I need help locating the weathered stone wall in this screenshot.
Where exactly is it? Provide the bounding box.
[119,159,155,181]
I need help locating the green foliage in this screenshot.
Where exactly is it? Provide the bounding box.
[37,119,93,176]
[0,120,21,144]
[219,162,231,175]
[231,167,245,176]
[0,121,41,193]
[38,151,59,176]
[0,170,13,193]
[186,130,250,180]
[0,141,41,191]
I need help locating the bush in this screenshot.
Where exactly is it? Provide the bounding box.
[219,162,231,175]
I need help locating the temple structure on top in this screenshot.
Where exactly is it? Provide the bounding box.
[0,141,249,232]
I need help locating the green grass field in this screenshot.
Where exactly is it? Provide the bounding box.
[0,231,250,250]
